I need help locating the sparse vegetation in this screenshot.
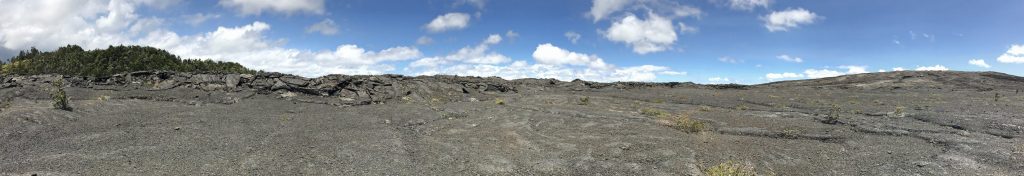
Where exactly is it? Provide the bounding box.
[578,96,590,105]
[640,107,669,118]
[889,106,906,118]
[704,160,756,176]
[824,104,841,124]
[780,127,802,139]
[671,113,708,133]
[1,45,254,76]
[494,98,505,105]
[51,79,71,111]
[699,105,712,112]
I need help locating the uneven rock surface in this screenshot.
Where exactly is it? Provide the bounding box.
[1,71,1023,175]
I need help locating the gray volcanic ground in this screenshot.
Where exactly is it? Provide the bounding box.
[1,71,1023,175]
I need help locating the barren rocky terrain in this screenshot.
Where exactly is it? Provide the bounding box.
[1,71,1023,175]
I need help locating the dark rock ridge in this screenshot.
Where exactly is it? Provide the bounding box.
[0,71,718,106]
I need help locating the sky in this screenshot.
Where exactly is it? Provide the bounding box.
[1,0,1022,84]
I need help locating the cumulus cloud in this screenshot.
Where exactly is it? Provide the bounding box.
[969,59,991,68]
[218,0,325,16]
[409,42,682,82]
[142,21,422,77]
[762,8,820,32]
[505,30,519,40]
[565,32,582,44]
[0,0,156,51]
[915,65,948,71]
[892,67,905,71]
[803,69,843,79]
[409,34,510,68]
[532,43,611,69]
[840,65,868,74]
[716,0,771,10]
[776,54,803,63]
[604,13,678,54]
[589,0,631,22]
[183,13,221,26]
[425,13,471,33]
[996,44,1024,63]
[707,77,733,83]
[765,72,803,80]
[306,19,339,35]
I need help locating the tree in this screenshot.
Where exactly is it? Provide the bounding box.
[0,45,255,76]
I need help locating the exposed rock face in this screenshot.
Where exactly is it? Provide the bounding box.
[3,71,708,106]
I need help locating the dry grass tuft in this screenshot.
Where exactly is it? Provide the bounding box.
[704,160,756,176]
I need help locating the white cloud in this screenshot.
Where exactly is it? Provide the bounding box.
[454,0,486,9]
[708,77,732,83]
[505,30,519,40]
[409,34,510,68]
[305,19,339,35]
[719,0,771,10]
[0,0,157,51]
[532,43,611,69]
[218,0,325,16]
[678,22,698,34]
[762,8,820,32]
[409,43,682,82]
[776,54,803,63]
[183,13,221,26]
[416,36,433,45]
[765,72,803,80]
[425,13,471,33]
[565,31,582,44]
[804,69,843,78]
[141,21,422,77]
[892,67,905,71]
[840,65,868,74]
[996,44,1024,63]
[604,13,678,54]
[589,0,631,22]
[969,59,991,68]
[718,56,742,64]
[915,65,949,71]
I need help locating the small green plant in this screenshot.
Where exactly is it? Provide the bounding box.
[673,113,708,133]
[51,79,71,111]
[824,104,841,124]
[578,96,590,105]
[704,160,756,176]
[640,107,669,118]
[652,99,666,103]
[494,98,505,105]
[889,106,906,118]
[734,104,749,111]
[698,105,712,112]
[780,127,802,139]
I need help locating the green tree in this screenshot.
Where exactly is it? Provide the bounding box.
[1,45,255,76]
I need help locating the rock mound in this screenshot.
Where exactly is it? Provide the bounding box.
[756,71,1024,91]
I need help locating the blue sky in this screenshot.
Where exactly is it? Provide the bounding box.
[1,0,1022,83]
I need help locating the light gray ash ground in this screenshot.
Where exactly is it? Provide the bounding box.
[1,71,1023,175]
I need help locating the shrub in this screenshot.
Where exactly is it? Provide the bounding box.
[640,107,669,118]
[889,106,906,118]
[824,104,841,124]
[673,113,707,133]
[578,96,590,105]
[699,105,712,112]
[704,160,756,176]
[51,79,71,111]
[494,98,505,105]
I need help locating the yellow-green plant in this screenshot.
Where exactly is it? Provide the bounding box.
[704,160,756,176]
[640,107,669,118]
[673,113,707,133]
[51,79,71,111]
[494,98,505,105]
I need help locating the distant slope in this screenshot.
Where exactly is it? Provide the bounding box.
[756,71,1024,91]
[1,45,254,77]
